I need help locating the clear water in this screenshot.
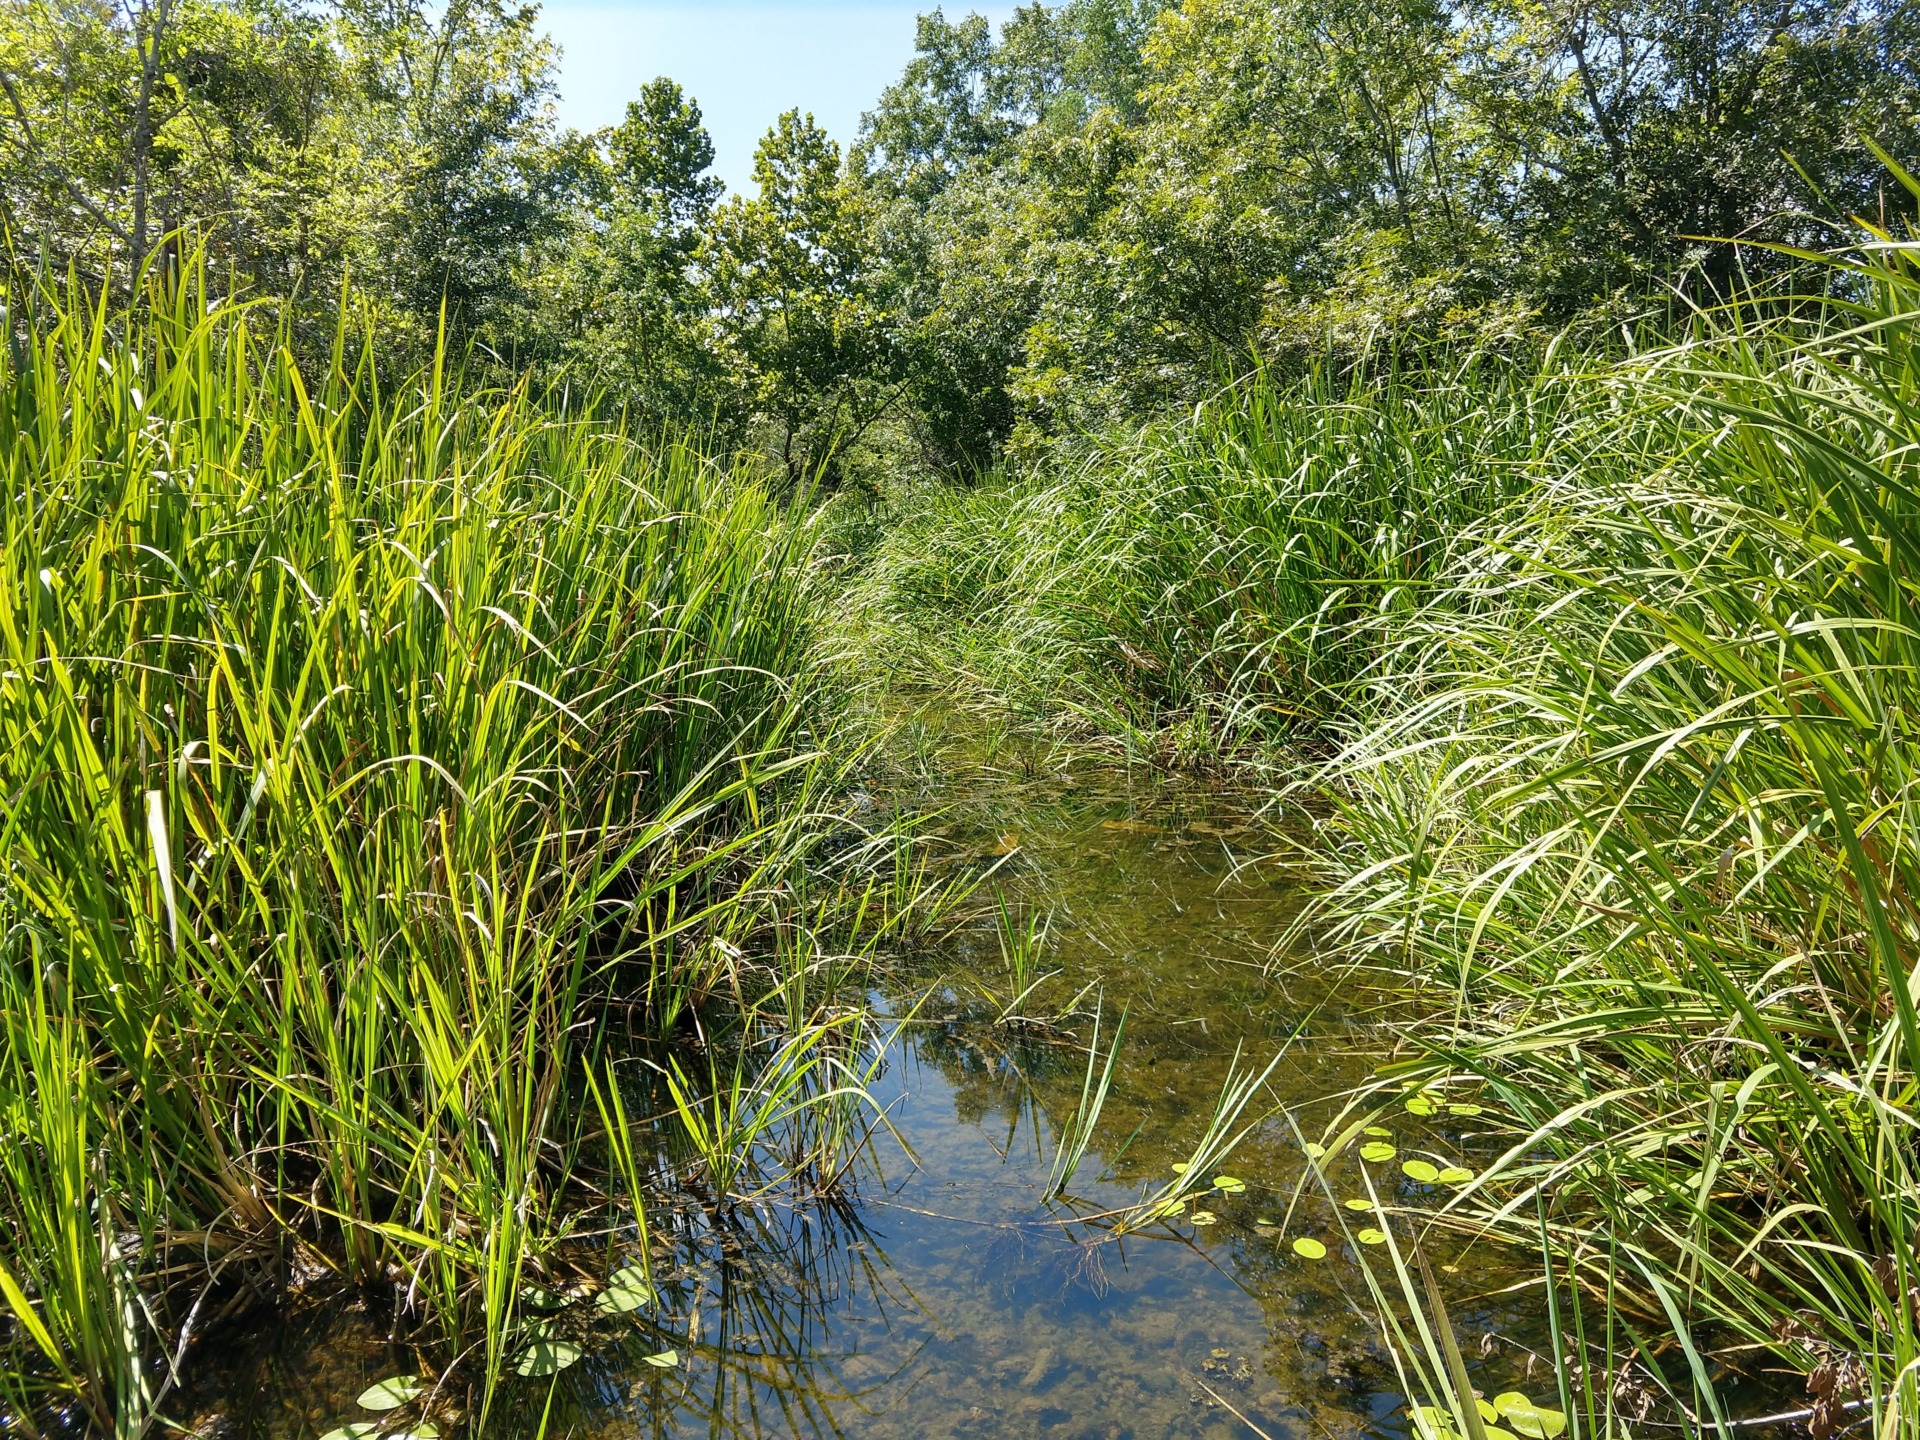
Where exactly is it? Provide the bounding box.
[185,747,1549,1440]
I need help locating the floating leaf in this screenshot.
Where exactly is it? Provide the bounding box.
[1476,1400,1500,1423]
[1212,1175,1246,1193]
[1357,1228,1387,1245]
[1190,1209,1219,1225]
[1438,1166,1474,1185]
[1343,1198,1373,1212]
[1359,1141,1396,1162]
[1492,1394,1532,1417]
[515,1339,584,1377]
[1405,1096,1437,1116]
[320,1427,379,1440]
[358,1377,425,1411]
[1487,1429,1521,1440]
[1171,1162,1190,1174]
[1448,1104,1483,1116]
[1402,1159,1440,1184]
[1303,1142,1327,1158]
[595,1266,652,1316]
[1291,1237,1328,1260]
[1364,1125,1393,1138]
[1150,1197,1186,1218]
[1410,1406,1456,1440]
[1504,1405,1567,1438]
[642,1350,679,1369]
[520,1285,564,1310]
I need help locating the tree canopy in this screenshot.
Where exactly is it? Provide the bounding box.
[4,0,1914,473]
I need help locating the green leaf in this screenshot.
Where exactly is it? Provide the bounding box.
[357,1376,424,1411]
[1476,1399,1500,1422]
[1438,1166,1474,1184]
[320,1427,380,1440]
[1357,1227,1387,1245]
[1360,1141,1397,1162]
[595,1265,653,1316]
[1405,1096,1437,1115]
[1303,1142,1327,1158]
[1344,1198,1374,1211]
[643,1349,679,1368]
[1291,1236,1328,1260]
[1504,1404,1567,1438]
[515,1339,584,1377]
[1410,1405,1456,1440]
[1212,1175,1246,1193]
[1402,1159,1440,1183]
[1448,1104,1483,1116]
[1363,1125,1393,1137]
[1190,1209,1219,1225]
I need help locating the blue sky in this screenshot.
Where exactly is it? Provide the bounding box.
[539,3,1016,196]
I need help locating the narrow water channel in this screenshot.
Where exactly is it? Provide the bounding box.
[194,740,1549,1440]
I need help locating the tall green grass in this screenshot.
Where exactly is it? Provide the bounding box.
[0,267,912,1434]
[1296,224,1920,1433]
[865,350,1589,756]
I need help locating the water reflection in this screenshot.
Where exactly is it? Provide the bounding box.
[195,761,1530,1440]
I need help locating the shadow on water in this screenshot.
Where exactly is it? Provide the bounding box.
[188,721,1555,1440]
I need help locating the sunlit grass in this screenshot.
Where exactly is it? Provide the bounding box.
[0,263,929,1433]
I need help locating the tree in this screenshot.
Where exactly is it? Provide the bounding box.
[707,110,900,486]
[524,77,731,424]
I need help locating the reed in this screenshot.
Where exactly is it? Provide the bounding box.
[0,262,914,1434]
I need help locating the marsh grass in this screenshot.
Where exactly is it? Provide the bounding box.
[1289,214,1920,1430]
[0,264,930,1434]
[863,349,1593,758]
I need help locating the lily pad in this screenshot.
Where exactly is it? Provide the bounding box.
[1291,1236,1328,1260]
[1364,1125,1393,1138]
[1171,1162,1190,1174]
[1212,1175,1246,1193]
[1357,1228,1387,1245]
[1359,1141,1397,1163]
[515,1339,584,1377]
[357,1376,425,1411]
[1438,1166,1474,1184]
[1410,1405,1456,1440]
[320,1427,380,1440]
[642,1349,679,1368]
[1448,1103,1484,1116]
[520,1285,564,1310]
[1476,1399,1500,1422]
[595,1266,652,1316]
[1190,1209,1219,1225]
[1303,1142,1327,1159]
[1503,1404,1567,1438]
[1343,1198,1374,1212]
[1402,1159,1440,1183]
[1405,1096,1437,1116]
[1492,1394,1534,1418]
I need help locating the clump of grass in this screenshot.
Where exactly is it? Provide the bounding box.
[1298,190,1920,1429]
[0,264,916,1432]
[863,349,1589,757]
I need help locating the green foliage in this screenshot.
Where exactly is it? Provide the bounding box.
[0,264,915,1431]
[707,110,901,486]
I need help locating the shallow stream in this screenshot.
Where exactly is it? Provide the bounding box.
[194,736,1552,1440]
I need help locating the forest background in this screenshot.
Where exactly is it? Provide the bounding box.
[6,0,1917,487]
